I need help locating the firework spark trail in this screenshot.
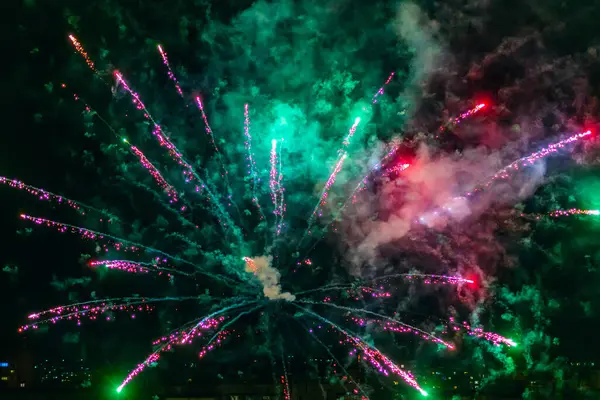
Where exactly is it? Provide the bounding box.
[19,214,242,285]
[270,140,279,217]
[130,144,180,203]
[437,103,486,134]
[298,144,403,259]
[269,139,286,236]
[340,103,486,213]
[350,316,459,348]
[25,297,154,320]
[22,214,181,261]
[117,301,258,392]
[468,130,592,195]
[205,305,264,346]
[418,130,594,224]
[307,100,380,226]
[295,319,367,399]
[342,143,402,213]
[371,71,395,104]
[0,176,118,221]
[305,154,348,235]
[21,302,154,330]
[296,300,454,349]
[242,104,266,219]
[383,162,410,177]
[89,259,190,277]
[294,274,474,297]
[341,118,362,150]
[117,318,227,393]
[280,353,291,400]
[114,72,240,239]
[371,273,473,285]
[67,35,183,208]
[296,305,427,396]
[448,318,517,347]
[62,86,203,229]
[195,97,222,155]
[20,296,203,331]
[151,317,225,347]
[344,333,427,397]
[277,139,286,236]
[94,111,182,205]
[303,73,397,243]
[153,297,254,346]
[68,34,96,73]
[165,232,204,250]
[126,179,199,230]
[193,97,242,222]
[326,102,484,240]
[157,45,184,97]
[521,208,600,219]
[547,209,599,217]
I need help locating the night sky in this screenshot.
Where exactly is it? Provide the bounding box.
[2,0,600,398]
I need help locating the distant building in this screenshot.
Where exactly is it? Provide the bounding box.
[0,360,21,389]
[33,358,91,387]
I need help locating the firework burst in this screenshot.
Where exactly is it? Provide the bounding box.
[5,13,593,397]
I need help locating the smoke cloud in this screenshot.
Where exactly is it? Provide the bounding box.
[245,255,295,301]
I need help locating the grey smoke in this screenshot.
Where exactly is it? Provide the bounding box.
[245,255,296,301]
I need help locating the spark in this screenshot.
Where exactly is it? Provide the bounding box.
[296,300,455,349]
[372,72,395,104]
[157,44,184,97]
[115,71,238,236]
[438,103,487,134]
[242,104,265,219]
[130,146,179,203]
[89,259,190,277]
[19,214,240,285]
[270,139,286,235]
[450,318,517,348]
[298,306,427,395]
[522,209,600,219]
[19,297,200,331]
[281,354,291,400]
[68,34,96,73]
[117,301,258,391]
[471,130,592,193]
[0,176,117,221]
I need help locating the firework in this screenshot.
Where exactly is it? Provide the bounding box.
[438,103,486,132]
[0,175,117,221]
[299,306,429,396]
[19,297,198,331]
[470,130,592,194]
[269,139,286,235]
[117,301,258,392]
[242,103,265,219]
[521,208,600,219]
[130,144,180,203]
[68,34,96,73]
[8,32,551,399]
[372,72,395,104]
[157,44,184,97]
[305,72,399,235]
[89,259,189,277]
